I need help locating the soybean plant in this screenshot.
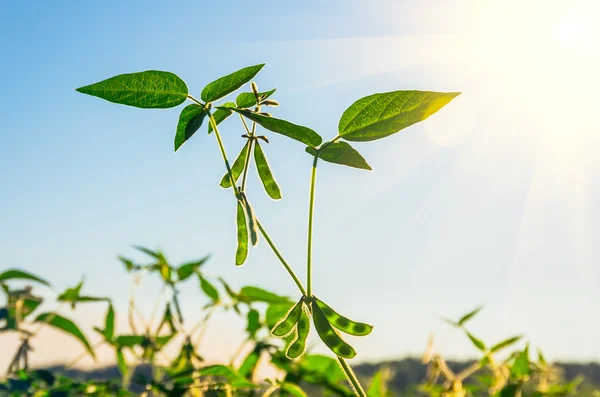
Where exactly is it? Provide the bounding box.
[75,63,459,396]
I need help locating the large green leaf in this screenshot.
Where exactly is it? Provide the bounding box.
[76,71,188,109]
[338,90,460,142]
[254,141,282,200]
[201,64,265,103]
[175,104,207,151]
[208,102,236,134]
[306,142,371,170]
[35,313,95,358]
[236,88,276,109]
[238,286,289,304]
[227,108,322,147]
[0,269,51,287]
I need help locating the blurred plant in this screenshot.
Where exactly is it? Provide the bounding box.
[418,308,583,397]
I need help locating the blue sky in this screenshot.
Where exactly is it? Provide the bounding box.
[1,1,599,368]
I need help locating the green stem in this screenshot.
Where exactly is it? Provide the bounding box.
[306,155,318,297]
[337,356,367,397]
[257,220,306,296]
[208,110,306,296]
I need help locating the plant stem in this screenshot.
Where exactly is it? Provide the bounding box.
[306,155,318,297]
[257,220,306,296]
[207,111,306,296]
[240,123,256,192]
[337,356,367,397]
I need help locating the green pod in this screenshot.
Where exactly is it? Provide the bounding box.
[254,141,282,200]
[235,201,248,266]
[272,299,303,337]
[220,141,250,188]
[311,300,356,359]
[240,194,259,246]
[287,308,310,359]
[314,297,373,336]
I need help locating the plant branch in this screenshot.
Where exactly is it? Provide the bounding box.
[256,220,306,296]
[306,155,318,297]
[337,356,367,397]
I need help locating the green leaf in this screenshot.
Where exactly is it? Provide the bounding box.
[306,142,371,171]
[220,141,250,188]
[458,306,483,326]
[226,108,322,147]
[239,286,289,304]
[314,297,373,336]
[279,382,308,397]
[175,104,207,151]
[35,312,95,359]
[176,256,211,282]
[116,349,128,377]
[104,304,115,341]
[311,301,356,359]
[235,201,249,266]
[156,304,177,334]
[511,345,531,378]
[287,309,310,359]
[246,309,261,338]
[201,64,265,103]
[238,350,260,379]
[272,300,303,337]
[197,365,254,388]
[537,349,546,365]
[466,332,486,352]
[490,336,522,353]
[236,88,276,109]
[0,269,51,287]
[198,275,219,301]
[76,70,188,109]
[254,141,282,200]
[367,369,392,397]
[116,334,147,348]
[338,90,460,142]
[208,102,236,134]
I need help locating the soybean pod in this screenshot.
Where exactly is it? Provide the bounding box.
[220,141,250,188]
[272,299,303,337]
[240,193,259,246]
[254,141,282,200]
[314,297,373,336]
[235,201,248,266]
[311,300,356,359]
[287,308,310,359]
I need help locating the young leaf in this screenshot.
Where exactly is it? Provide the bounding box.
[311,301,356,359]
[76,71,188,109]
[0,269,51,287]
[226,108,322,147]
[338,90,460,142]
[490,336,522,353]
[254,141,282,200]
[287,309,310,359]
[176,255,211,282]
[236,88,276,109]
[235,201,249,266]
[174,104,207,151]
[201,64,265,103]
[279,381,308,397]
[246,309,261,338]
[511,345,531,378]
[272,300,303,337]
[34,313,95,359]
[314,297,373,336]
[466,332,486,352]
[220,141,250,188]
[104,304,115,341]
[208,102,236,134]
[239,286,289,304]
[306,141,371,171]
[198,275,219,301]
[458,306,483,326]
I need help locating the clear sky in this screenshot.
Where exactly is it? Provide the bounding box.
[1,0,599,370]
